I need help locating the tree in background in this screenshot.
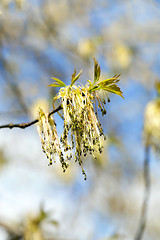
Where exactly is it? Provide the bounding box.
[0,0,160,240]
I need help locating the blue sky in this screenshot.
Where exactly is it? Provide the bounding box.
[0,0,160,239]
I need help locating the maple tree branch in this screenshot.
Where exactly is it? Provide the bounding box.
[134,145,151,240]
[0,104,62,129]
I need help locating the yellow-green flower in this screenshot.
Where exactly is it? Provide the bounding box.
[37,108,68,171]
[37,59,123,179]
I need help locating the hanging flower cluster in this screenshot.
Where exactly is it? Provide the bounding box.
[37,108,68,171]
[37,59,123,179]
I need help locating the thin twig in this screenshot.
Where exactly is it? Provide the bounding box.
[0,104,62,129]
[134,145,150,240]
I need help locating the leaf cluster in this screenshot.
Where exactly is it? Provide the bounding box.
[48,58,124,99]
[88,59,124,99]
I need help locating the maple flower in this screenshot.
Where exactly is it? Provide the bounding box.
[37,108,68,171]
[37,59,123,179]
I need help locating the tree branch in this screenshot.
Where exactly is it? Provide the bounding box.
[134,145,151,240]
[0,104,62,129]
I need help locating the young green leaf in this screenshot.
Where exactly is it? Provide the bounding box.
[99,74,120,86]
[102,84,124,98]
[99,79,119,86]
[94,58,101,83]
[88,84,100,92]
[87,79,92,86]
[71,69,82,86]
[97,74,124,98]
[48,77,66,88]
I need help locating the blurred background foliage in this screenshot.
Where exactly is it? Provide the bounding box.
[0,0,160,239]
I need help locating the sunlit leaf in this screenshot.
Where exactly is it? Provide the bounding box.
[71,69,82,86]
[99,74,120,86]
[102,84,124,98]
[48,77,66,88]
[94,58,101,83]
[100,78,120,86]
[89,85,100,92]
[87,79,92,85]
[71,69,76,81]
[96,74,123,98]
[48,84,61,87]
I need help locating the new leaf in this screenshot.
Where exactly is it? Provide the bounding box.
[94,58,101,83]
[48,77,66,88]
[71,69,82,86]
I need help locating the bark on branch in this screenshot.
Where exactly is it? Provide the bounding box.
[0,104,62,129]
[134,146,150,240]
